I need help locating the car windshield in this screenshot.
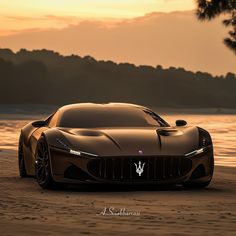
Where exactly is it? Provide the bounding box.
[58,107,168,128]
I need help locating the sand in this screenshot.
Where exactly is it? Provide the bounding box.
[0,149,236,236]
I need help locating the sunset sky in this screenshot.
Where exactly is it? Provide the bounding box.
[0,0,235,75]
[1,0,195,34]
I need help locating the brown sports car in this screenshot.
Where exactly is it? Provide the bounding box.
[18,103,214,189]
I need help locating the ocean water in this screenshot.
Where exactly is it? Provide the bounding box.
[0,114,235,167]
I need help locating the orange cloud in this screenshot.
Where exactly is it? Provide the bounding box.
[0,11,234,75]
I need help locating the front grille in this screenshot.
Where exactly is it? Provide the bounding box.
[87,156,192,181]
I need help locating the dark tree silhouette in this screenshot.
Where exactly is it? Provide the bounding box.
[196,0,236,53]
[0,48,236,108]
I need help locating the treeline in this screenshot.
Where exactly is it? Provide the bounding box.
[0,48,236,108]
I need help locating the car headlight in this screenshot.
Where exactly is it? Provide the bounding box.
[69,149,81,156]
[185,128,212,157]
[198,127,212,148]
[56,138,98,157]
[185,148,205,157]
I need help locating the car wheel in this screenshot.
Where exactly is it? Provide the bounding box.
[35,136,57,189]
[18,134,28,177]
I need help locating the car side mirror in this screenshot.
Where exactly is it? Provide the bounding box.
[32,120,48,127]
[175,120,187,126]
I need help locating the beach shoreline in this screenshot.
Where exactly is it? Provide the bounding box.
[1,104,236,119]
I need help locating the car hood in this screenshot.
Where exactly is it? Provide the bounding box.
[56,126,199,156]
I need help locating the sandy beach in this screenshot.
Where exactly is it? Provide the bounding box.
[0,149,236,236]
[0,112,236,235]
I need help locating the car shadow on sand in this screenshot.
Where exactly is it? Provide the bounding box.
[1,176,225,193]
[59,182,224,193]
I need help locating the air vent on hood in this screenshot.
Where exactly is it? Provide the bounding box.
[157,129,183,137]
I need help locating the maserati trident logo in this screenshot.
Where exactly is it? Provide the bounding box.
[134,161,145,176]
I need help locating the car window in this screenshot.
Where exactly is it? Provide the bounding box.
[58,107,168,128]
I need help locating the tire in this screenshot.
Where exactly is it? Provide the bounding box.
[18,134,28,178]
[35,136,57,189]
[182,179,212,189]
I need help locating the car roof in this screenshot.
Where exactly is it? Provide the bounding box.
[58,103,148,112]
